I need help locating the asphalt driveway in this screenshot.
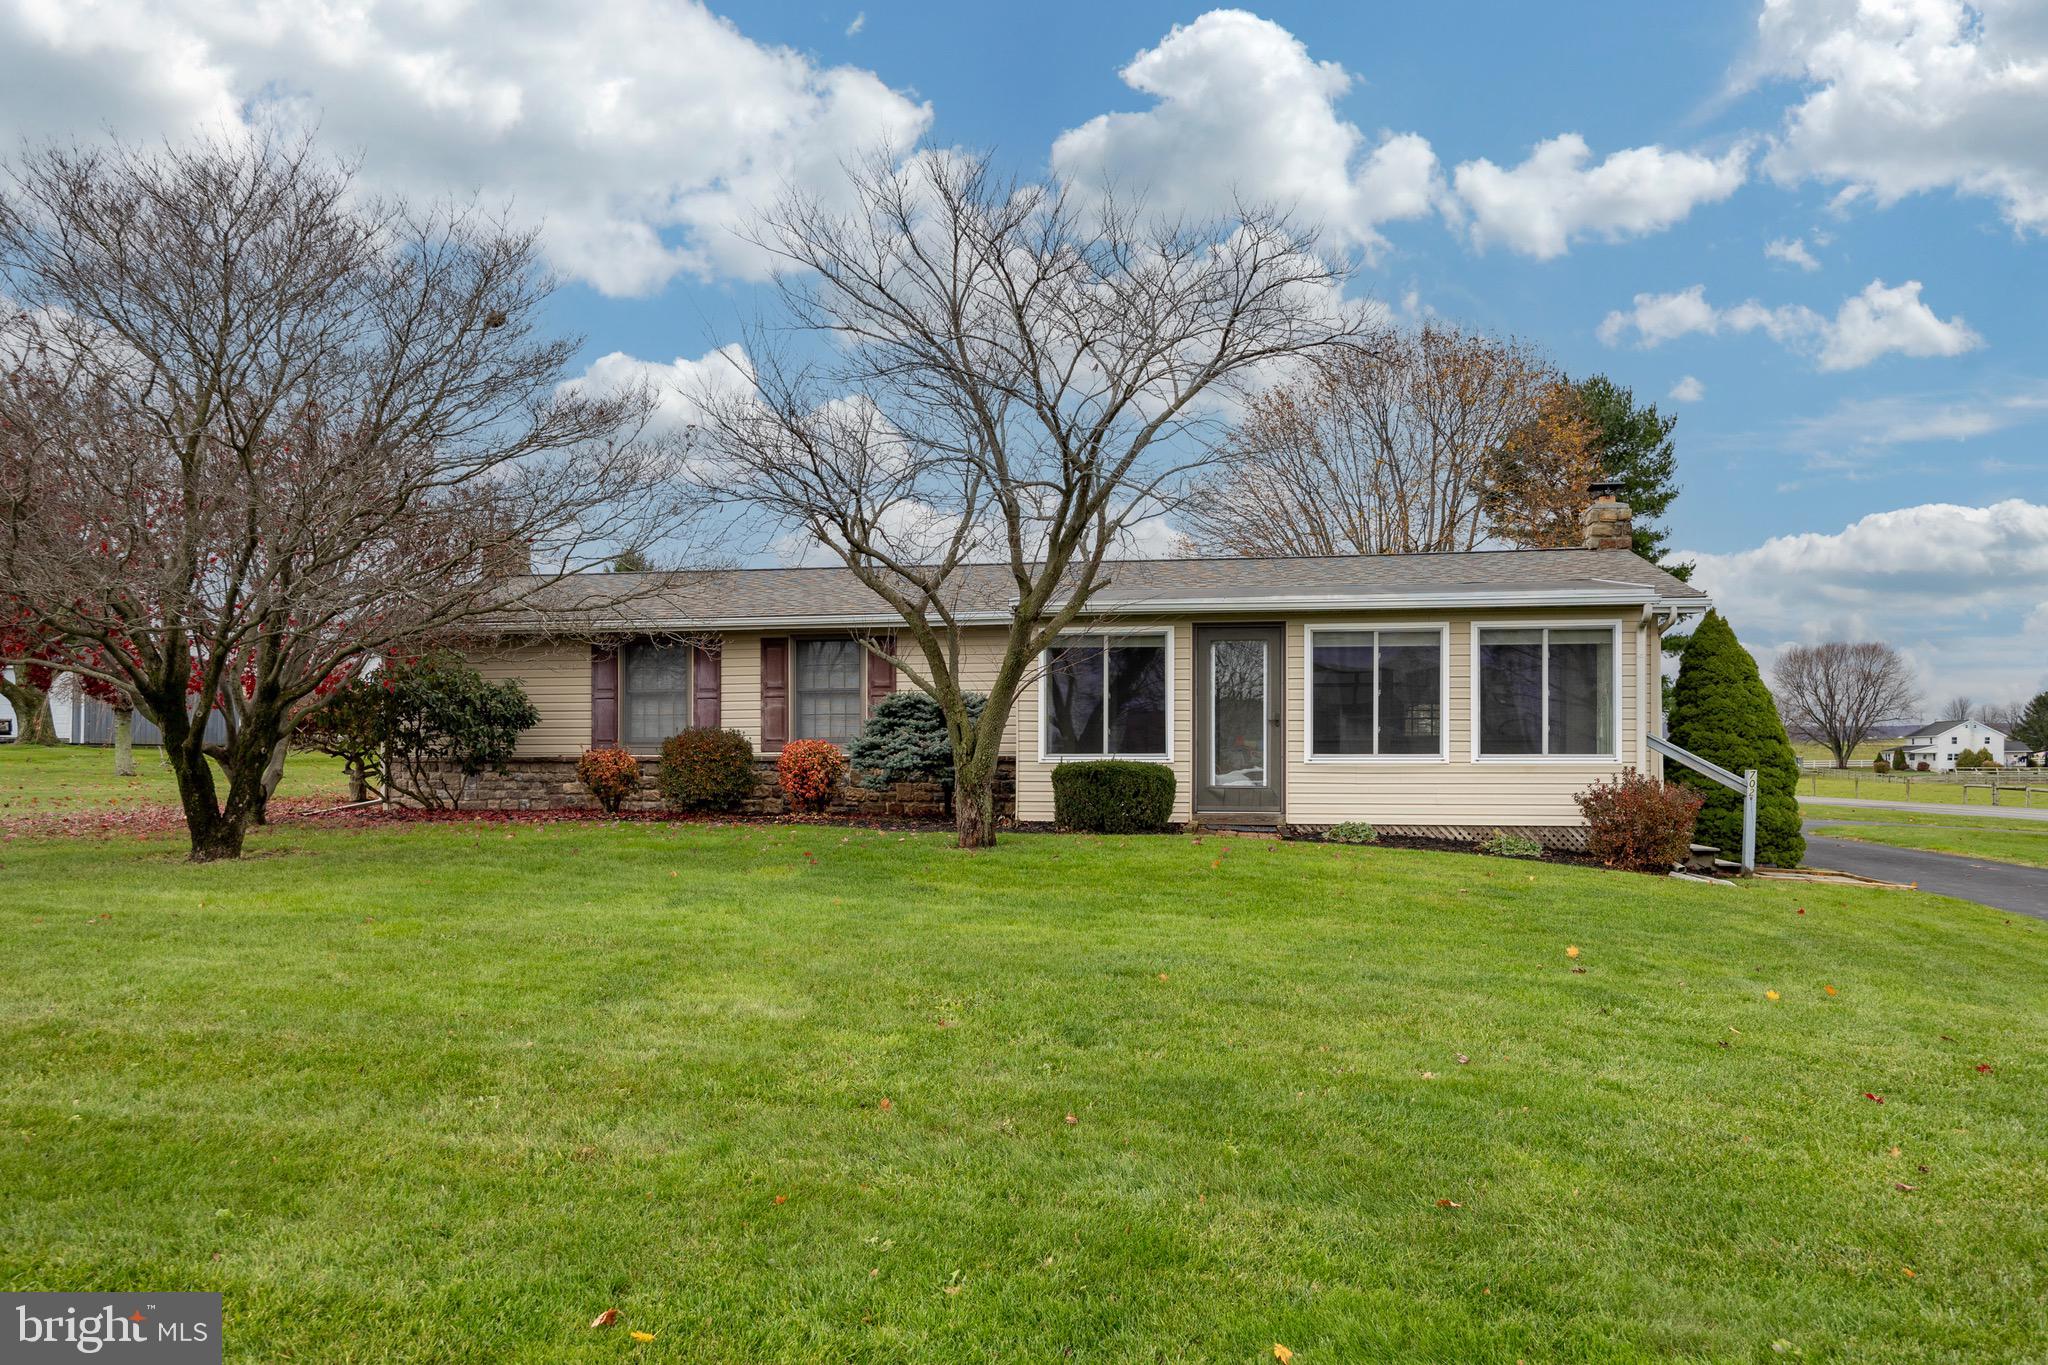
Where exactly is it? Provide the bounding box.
[1802,832,2048,920]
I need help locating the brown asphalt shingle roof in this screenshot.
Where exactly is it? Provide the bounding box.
[487,548,1705,632]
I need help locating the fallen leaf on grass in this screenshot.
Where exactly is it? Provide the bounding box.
[774,1194,788,1204]
[1565,945,1580,959]
[1455,1054,1469,1065]
[1902,1267,1916,1278]
[1824,985,1837,996]
[1975,1063,1993,1074]
[1436,1198,1463,1208]
[630,1330,655,1342]
[1864,1093,1885,1104]
[1274,1345,1294,1363]
[1889,1146,1901,1158]
[1064,1113,1078,1126]
[1894,1182,1917,1193]
[590,1309,618,1329]
[1765,990,1780,1001]
[878,1097,893,1111]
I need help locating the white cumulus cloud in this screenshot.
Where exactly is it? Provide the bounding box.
[1598,279,1981,370]
[1754,0,2048,234]
[1450,134,1749,259]
[1669,375,1706,402]
[558,344,756,436]
[1765,236,1820,270]
[0,0,931,296]
[1050,10,1443,260]
[1683,499,2048,700]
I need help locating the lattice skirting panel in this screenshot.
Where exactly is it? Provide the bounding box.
[1288,822,1591,851]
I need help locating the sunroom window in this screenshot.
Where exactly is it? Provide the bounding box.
[1477,626,1614,757]
[1309,629,1443,757]
[1043,634,1168,757]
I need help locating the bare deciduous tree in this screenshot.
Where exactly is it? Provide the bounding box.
[695,151,1358,847]
[1938,695,1976,723]
[1174,324,1601,557]
[1771,642,1920,768]
[0,135,689,859]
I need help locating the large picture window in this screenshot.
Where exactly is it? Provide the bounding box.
[622,643,691,749]
[1477,625,1615,758]
[1308,627,1444,758]
[1043,633,1168,758]
[792,638,864,744]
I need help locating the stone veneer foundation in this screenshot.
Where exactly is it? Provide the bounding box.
[428,755,1017,822]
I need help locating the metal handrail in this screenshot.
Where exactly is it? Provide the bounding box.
[1647,734,1758,873]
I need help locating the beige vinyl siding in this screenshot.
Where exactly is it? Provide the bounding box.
[469,641,590,758]
[717,632,763,746]
[1285,606,1653,828]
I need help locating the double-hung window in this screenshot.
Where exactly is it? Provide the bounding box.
[1307,627,1445,758]
[792,638,864,744]
[622,643,691,749]
[1042,633,1169,758]
[1476,625,1616,758]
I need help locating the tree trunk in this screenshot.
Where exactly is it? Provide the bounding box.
[1,677,60,746]
[347,759,370,804]
[161,737,245,862]
[112,705,137,776]
[250,737,289,825]
[952,751,998,849]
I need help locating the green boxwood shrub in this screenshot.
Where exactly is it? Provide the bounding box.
[1050,760,1175,833]
[657,727,758,812]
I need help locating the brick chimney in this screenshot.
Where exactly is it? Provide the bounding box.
[1580,478,1634,552]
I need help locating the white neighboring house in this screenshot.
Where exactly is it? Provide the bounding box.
[1895,720,2009,772]
[0,679,14,741]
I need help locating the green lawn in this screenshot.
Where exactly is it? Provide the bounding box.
[0,742,351,815]
[1796,769,2048,807]
[3,813,2044,1361]
[1805,804,2048,870]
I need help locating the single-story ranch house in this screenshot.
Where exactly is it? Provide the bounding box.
[462,491,1709,843]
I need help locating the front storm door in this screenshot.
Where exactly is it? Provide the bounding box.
[1194,624,1285,816]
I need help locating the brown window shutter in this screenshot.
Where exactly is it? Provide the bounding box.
[590,645,619,747]
[760,637,789,752]
[866,635,897,711]
[691,645,721,729]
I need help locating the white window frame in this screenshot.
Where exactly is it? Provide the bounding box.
[1301,622,1451,764]
[1470,619,1625,764]
[1036,629,1175,764]
[621,640,693,753]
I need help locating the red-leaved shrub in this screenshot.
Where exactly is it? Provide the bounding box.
[776,739,846,814]
[577,746,641,815]
[1575,770,1704,872]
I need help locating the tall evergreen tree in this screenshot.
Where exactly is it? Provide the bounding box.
[1666,611,1804,867]
[1575,375,1690,579]
[2015,689,2048,754]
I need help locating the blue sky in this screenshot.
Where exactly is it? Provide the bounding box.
[1,0,2042,703]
